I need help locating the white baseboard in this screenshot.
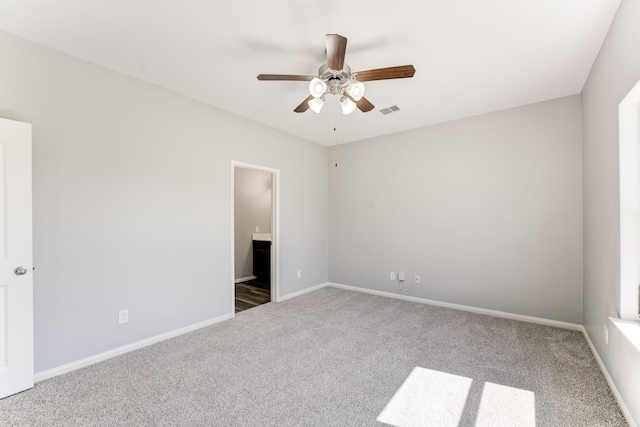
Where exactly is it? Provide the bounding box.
[277,282,329,302]
[327,282,583,331]
[235,275,257,283]
[582,327,637,427]
[34,312,234,382]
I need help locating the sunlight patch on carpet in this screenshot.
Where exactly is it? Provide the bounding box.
[377,367,472,427]
[378,368,537,427]
[474,382,535,427]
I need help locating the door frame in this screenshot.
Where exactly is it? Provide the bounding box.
[231,161,280,313]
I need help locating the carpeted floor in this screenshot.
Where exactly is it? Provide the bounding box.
[0,287,627,426]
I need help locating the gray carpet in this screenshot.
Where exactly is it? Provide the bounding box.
[0,287,627,426]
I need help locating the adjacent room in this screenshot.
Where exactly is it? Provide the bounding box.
[0,0,639,425]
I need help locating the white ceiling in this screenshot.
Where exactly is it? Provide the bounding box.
[0,0,621,146]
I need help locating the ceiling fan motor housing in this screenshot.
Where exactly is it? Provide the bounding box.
[318,63,356,95]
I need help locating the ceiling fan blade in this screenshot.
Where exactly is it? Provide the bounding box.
[353,65,416,82]
[326,34,347,71]
[257,74,315,81]
[344,94,375,112]
[294,95,314,113]
[354,96,375,112]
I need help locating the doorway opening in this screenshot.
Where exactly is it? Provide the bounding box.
[231,161,279,313]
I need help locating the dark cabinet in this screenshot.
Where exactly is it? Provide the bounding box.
[253,240,271,286]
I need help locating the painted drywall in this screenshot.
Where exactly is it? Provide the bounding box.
[582,0,640,423]
[234,168,272,279]
[0,30,328,372]
[329,95,583,324]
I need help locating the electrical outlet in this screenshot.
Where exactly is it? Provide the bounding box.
[604,325,608,345]
[297,270,302,279]
[398,272,405,281]
[415,275,420,284]
[255,226,259,232]
[119,309,129,324]
[390,272,396,280]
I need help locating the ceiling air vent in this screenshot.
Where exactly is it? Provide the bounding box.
[380,105,401,115]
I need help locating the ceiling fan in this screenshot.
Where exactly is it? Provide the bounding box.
[256,34,416,115]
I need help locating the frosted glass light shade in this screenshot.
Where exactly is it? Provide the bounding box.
[341,97,356,115]
[309,97,325,113]
[309,78,327,98]
[346,82,365,101]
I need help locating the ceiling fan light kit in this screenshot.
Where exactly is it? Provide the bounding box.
[308,97,325,114]
[309,78,327,98]
[257,34,416,115]
[340,97,357,115]
[346,82,365,101]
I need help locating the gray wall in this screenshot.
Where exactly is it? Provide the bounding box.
[234,168,272,279]
[329,95,583,324]
[0,30,328,372]
[582,0,640,423]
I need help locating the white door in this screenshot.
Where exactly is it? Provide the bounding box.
[0,118,33,399]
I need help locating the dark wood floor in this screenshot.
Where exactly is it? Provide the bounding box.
[235,280,270,313]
